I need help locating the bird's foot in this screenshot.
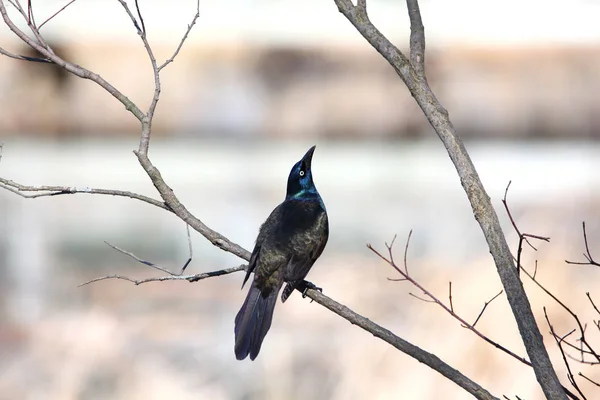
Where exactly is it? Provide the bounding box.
[298,280,322,299]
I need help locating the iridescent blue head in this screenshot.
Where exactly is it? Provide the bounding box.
[286,145,322,203]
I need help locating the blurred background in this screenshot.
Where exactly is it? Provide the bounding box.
[1,0,600,399]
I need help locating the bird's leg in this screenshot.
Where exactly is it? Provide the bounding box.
[296,280,323,298]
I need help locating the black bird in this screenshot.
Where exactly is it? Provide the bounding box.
[234,145,329,361]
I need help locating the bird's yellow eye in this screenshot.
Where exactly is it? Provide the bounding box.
[299,170,305,177]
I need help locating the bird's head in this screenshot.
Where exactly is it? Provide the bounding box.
[286,145,319,200]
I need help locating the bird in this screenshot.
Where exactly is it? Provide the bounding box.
[234,145,329,361]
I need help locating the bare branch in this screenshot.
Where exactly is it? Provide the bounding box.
[449,281,454,313]
[566,222,599,267]
[38,0,79,30]
[78,264,246,287]
[134,0,145,34]
[0,177,169,211]
[0,2,145,121]
[0,46,50,62]
[332,0,565,395]
[586,293,600,315]
[503,181,550,251]
[544,308,587,400]
[103,224,194,276]
[578,373,600,387]
[82,240,499,399]
[159,0,199,71]
[522,266,600,364]
[472,290,503,328]
[409,292,436,303]
[302,288,500,400]
[369,237,531,368]
[406,0,425,76]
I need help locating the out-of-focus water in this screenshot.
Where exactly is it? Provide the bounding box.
[0,138,599,399]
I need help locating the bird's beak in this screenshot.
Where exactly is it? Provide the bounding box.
[301,145,316,169]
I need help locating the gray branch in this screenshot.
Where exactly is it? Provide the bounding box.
[333,0,566,398]
[0,177,169,210]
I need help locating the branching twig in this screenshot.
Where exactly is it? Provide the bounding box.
[369,232,531,368]
[0,177,169,211]
[333,0,565,395]
[586,293,600,316]
[79,265,247,287]
[134,0,145,34]
[578,373,600,387]
[449,282,454,313]
[521,266,600,364]
[502,181,550,278]
[545,308,587,400]
[472,291,503,328]
[566,222,599,267]
[38,0,78,30]
[158,0,200,72]
[104,224,194,276]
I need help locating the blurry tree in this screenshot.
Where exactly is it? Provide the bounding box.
[0,1,597,399]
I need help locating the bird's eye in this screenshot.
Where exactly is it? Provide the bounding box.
[299,170,305,177]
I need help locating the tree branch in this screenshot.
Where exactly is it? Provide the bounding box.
[0,177,170,210]
[158,0,200,72]
[566,222,599,267]
[406,0,425,76]
[0,1,145,121]
[38,0,79,30]
[303,288,500,400]
[369,232,532,369]
[544,309,587,400]
[85,234,500,399]
[334,0,566,397]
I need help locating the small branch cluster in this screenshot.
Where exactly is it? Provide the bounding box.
[502,181,599,399]
[79,225,247,287]
[566,222,599,268]
[368,232,528,367]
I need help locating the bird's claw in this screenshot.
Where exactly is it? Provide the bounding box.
[300,280,322,300]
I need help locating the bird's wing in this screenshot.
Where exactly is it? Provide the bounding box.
[286,209,329,279]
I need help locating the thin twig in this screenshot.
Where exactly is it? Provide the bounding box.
[369,236,531,368]
[502,181,550,251]
[449,281,454,313]
[79,264,246,287]
[134,0,145,34]
[0,178,169,211]
[0,46,50,62]
[586,293,600,315]
[158,0,200,71]
[578,373,600,387]
[472,290,503,328]
[103,223,194,276]
[38,0,78,30]
[566,222,599,267]
[0,1,146,121]
[544,308,587,400]
[522,266,600,364]
[409,292,435,303]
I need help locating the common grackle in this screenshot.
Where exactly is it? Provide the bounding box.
[234,145,329,361]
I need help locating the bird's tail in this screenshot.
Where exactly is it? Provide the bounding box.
[234,283,279,360]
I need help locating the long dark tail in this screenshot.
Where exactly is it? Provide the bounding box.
[234,283,279,360]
